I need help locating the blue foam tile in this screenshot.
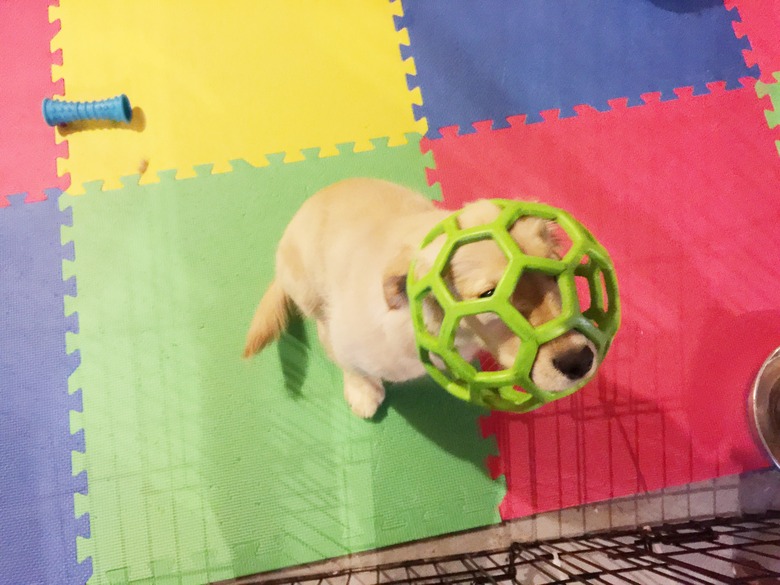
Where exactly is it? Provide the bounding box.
[0,192,90,585]
[398,0,757,136]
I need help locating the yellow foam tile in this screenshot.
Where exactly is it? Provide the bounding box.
[52,0,424,194]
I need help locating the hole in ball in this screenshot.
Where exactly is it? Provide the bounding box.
[421,292,445,337]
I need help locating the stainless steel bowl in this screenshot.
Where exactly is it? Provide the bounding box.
[749,347,780,469]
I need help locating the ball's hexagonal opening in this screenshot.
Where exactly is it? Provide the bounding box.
[504,208,586,265]
[477,349,502,373]
[419,346,473,404]
[420,291,445,338]
[422,344,478,401]
[453,311,522,378]
[574,253,618,335]
[426,349,454,381]
[443,304,539,396]
[576,274,592,313]
[549,220,574,259]
[599,270,610,314]
[441,234,512,302]
[507,215,572,260]
[512,267,568,328]
[439,344,480,384]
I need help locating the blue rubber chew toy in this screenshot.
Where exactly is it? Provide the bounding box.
[42,94,133,126]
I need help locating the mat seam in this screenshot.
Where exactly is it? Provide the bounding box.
[59,191,94,581]
[755,72,780,158]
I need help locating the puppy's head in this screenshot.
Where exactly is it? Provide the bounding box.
[384,200,598,393]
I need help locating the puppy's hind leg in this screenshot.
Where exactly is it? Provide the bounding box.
[343,370,385,419]
[316,319,336,361]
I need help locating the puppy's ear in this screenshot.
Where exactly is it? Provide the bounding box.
[383,234,446,310]
[456,200,502,229]
[543,220,564,260]
[510,217,562,259]
[383,246,413,310]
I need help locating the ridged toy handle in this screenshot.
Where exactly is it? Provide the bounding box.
[42,94,133,126]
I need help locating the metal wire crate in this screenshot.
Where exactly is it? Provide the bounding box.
[255,511,780,585]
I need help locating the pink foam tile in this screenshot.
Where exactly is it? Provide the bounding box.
[728,0,780,82]
[426,84,780,519]
[0,0,67,206]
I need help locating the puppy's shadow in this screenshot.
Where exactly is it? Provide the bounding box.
[277,314,311,398]
[275,315,490,472]
[382,375,494,476]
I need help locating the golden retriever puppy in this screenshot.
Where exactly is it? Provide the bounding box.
[244,178,597,418]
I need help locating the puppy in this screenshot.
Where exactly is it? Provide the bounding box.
[243,178,597,418]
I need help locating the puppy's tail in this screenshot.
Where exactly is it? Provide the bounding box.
[243,279,289,358]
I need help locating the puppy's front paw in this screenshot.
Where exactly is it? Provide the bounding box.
[343,373,385,419]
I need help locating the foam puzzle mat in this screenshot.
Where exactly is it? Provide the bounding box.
[0,193,87,584]
[726,0,780,82]
[62,140,503,583]
[50,0,422,193]
[397,0,757,135]
[429,81,780,518]
[1,0,780,583]
[0,0,66,203]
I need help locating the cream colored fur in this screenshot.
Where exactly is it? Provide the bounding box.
[244,179,597,418]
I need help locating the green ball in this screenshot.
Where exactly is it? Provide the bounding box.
[407,199,620,413]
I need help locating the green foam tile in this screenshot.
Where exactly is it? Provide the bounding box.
[62,138,504,584]
[756,72,780,155]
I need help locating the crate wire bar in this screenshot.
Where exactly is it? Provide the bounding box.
[255,512,780,585]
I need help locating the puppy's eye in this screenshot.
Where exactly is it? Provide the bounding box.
[478,288,495,299]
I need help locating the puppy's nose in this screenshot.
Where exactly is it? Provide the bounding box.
[552,346,594,380]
